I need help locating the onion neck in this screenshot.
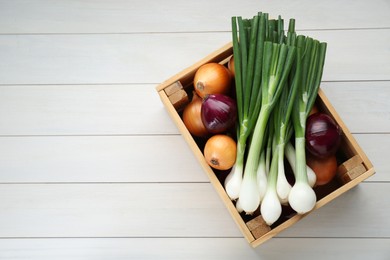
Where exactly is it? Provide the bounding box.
[245,107,270,177]
[294,137,308,183]
[276,143,291,204]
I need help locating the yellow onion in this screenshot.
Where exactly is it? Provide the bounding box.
[194,63,232,98]
[204,134,236,170]
[182,93,209,137]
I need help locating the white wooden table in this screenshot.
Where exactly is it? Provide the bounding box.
[0,1,389,259]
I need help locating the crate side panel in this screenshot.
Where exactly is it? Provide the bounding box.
[157,89,254,243]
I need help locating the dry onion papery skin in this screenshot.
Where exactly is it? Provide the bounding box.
[182,93,209,137]
[194,63,232,98]
[305,112,342,159]
[228,56,235,77]
[204,134,237,170]
[201,94,237,134]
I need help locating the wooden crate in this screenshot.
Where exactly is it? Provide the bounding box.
[156,42,375,247]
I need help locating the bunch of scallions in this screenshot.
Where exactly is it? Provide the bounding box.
[224,12,327,225]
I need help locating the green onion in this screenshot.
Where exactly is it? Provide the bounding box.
[288,36,327,214]
[269,19,300,205]
[239,42,296,214]
[285,142,317,187]
[225,12,327,219]
[225,14,266,200]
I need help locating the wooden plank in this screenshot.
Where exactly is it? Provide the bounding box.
[0,134,386,183]
[279,183,390,238]
[0,84,179,135]
[320,81,390,134]
[0,183,388,238]
[0,135,209,183]
[0,238,389,260]
[309,29,390,82]
[0,0,389,33]
[0,33,231,85]
[0,30,389,85]
[0,183,240,238]
[0,82,389,135]
[354,134,390,182]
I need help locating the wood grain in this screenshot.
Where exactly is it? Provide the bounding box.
[0,0,389,33]
[0,238,389,260]
[0,183,387,238]
[0,82,389,135]
[0,135,206,182]
[0,134,386,183]
[0,84,179,135]
[0,30,389,85]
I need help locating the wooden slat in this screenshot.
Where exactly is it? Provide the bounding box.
[0,82,389,135]
[309,29,390,82]
[0,0,389,33]
[0,84,178,135]
[0,183,388,238]
[0,33,231,85]
[0,238,389,260]
[0,183,240,238]
[0,135,208,183]
[279,183,390,238]
[354,134,390,182]
[321,81,390,133]
[0,133,385,183]
[0,30,389,85]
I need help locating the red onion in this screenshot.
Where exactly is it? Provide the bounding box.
[201,94,237,134]
[305,112,342,158]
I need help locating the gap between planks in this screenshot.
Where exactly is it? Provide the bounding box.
[1,79,389,86]
[0,27,389,35]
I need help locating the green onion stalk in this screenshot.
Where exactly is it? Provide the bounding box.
[271,19,300,206]
[255,121,273,203]
[224,14,265,201]
[238,42,296,214]
[261,26,299,223]
[288,36,327,214]
[274,81,299,204]
[260,143,280,224]
[225,12,327,219]
[285,141,317,187]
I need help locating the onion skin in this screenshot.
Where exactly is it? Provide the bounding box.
[228,56,235,77]
[182,93,209,137]
[204,135,237,170]
[305,113,342,158]
[307,154,338,186]
[201,94,237,134]
[194,63,232,98]
[309,105,319,116]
